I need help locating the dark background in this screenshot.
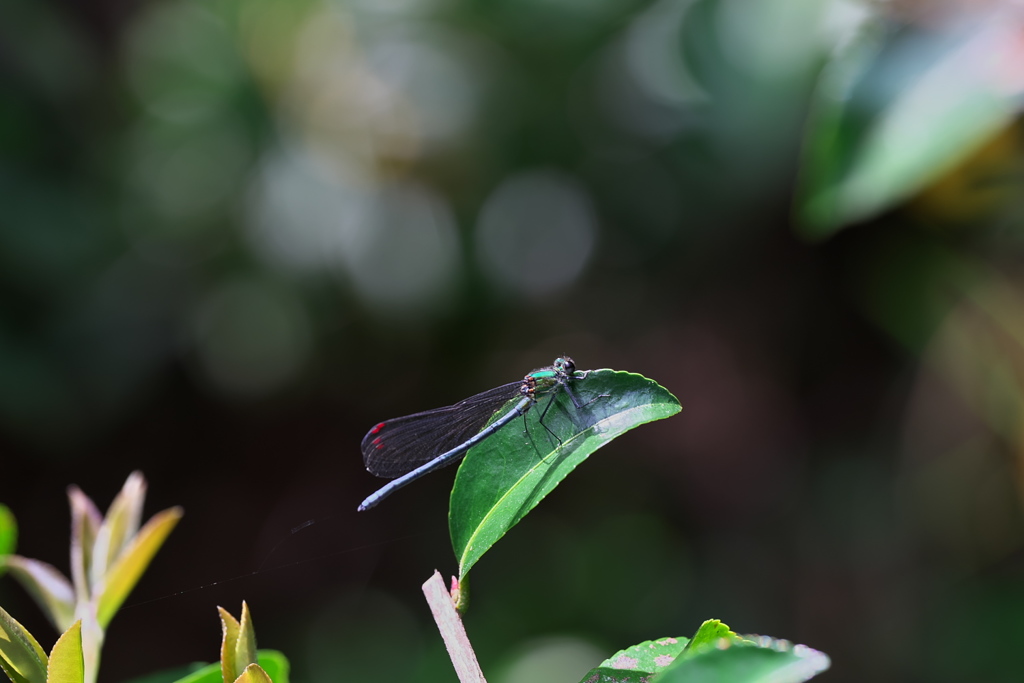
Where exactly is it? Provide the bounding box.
[3,0,1024,682]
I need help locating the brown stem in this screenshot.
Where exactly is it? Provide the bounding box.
[421,570,487,683]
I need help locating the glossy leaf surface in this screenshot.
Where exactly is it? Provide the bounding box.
[450,368,680,579]
[653,636,830,683]
[579,636,689,683]
[681,620,741,657]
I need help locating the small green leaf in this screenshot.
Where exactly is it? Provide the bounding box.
[89,472,147,588]
[218,607,241,683]
[1,556,75,632]
[67,488,102,601]
[0,504,17,565]
[232,664,272,683]
[578,636,689,682]
[234,604,258,678]
[45,621,83,683]
[652,636,830,683]
[0,605,48,683]
[94,507,182,628]
[450,368,680,579]
[680,620,743,658]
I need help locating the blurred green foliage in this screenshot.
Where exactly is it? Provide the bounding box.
[3,0,1024,682]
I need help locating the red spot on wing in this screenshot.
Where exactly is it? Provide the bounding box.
[375,443,384,449]
[370,422,386,434]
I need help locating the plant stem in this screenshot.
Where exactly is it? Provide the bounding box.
[421,571,486,683]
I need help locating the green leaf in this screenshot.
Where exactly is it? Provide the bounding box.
[131,651,287,683]
[116,662,210,683]
[77,609,100,683]
[89,472,147,588]
[94,506,182,628]
[45,622,83,683]
[680,620,743,658]
[652,636,830,683]
[219,603,258,683]
[577,669,651,683]
[599,636,689,672]
[1,556,75,632]
[232,664,272,683]
[235,604,258,674]
[160,662,222,683]
[218,608,241,683]
[578,636,689,682]
[252,652,288,683]
[0,505,16,566]
[67,488,102,601]
[0,605,48,683]
[798,16,1024,237]
[450,368,680,579]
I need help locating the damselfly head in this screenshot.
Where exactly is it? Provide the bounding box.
[554,356,576,376]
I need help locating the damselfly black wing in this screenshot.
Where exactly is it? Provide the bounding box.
[361,381,524,478]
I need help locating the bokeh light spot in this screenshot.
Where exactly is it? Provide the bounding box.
[344,180,461,318]
[365,27,482,146]
[475,170,597,298]
[246,143,372,272]
[191,277,311,397]
[247,145,461,319]
[125,2,243,125]
[624,0,707,108]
